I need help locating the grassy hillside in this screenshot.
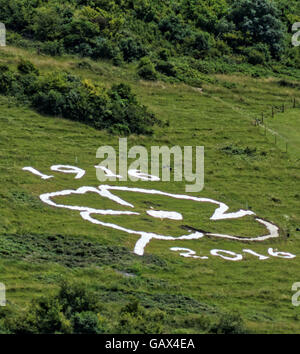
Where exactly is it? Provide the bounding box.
[0,44,299,333]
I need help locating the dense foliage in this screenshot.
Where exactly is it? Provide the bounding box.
[0,60,159,135]
[0,281,166,334]
[0,0,299,70]
[0,281,248,334]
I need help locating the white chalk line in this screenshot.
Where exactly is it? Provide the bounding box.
[39,185,280,256]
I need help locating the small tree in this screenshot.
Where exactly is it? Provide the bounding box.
[116,298,165,334]
[228,0,285,57]
[137,57,158,80]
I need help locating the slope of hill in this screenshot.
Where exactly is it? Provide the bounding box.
[0,43,299,333]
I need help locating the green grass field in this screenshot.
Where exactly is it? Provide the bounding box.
[0,46,300,333]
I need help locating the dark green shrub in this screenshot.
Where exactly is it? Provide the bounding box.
[0,64,10,73]
[72,311,101,334]
[156,60,177,77]
[92,37,116,60]
[119,37,148,62]
[32,5,64,41]
[223,30,251,51]
[31,73,158,134]
[215,40,231,56]
[0,322,10,334]
[63,19,100,52]
[182,0,228,32]
[0,0,297,73]
[76,60,93,70]
[159,15,191,43]
[158,49,170,61]
[210,312,248,334]
[117,298,165,334]
[137,57,157,80]
[243,44,271,65]
[40,40,65,56]
[18,73,39,96]
[7,296,71,334]
[246,49,265,65]
[17,59,39,75]
[221,145,257,157]
[112,52,124,66]
[192,31,214,52]
[4,281,101,334]
[76,43,94,57]
[0,70,18,95]
[228,0,285,57]
[134,0,157,22]
[109,123,131,136]
[0,0,36,32]
[33,89,66,116]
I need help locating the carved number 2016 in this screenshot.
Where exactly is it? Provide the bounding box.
[170,247,296,261]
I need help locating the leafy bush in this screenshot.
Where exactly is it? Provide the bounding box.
[17,59,39,75]
[40,40,65,56]
[119,37,148,62]
[191,31,214,52]
[5,281,102,334]
[92,37,117,60]
[134,0,157,22]
[108,83,159,135]
[221,145,257,157]
[245,48,266,65]
[228,0,285,57]
[0,62,158,135]
[210,312,248,334]
[117,298,165,334]
[32,5,64,41]
[156,60,177,77]
[182,0,229,32]
[159,15,191,43]
[137,57,158,80]
[158,49,171,61]
[72,312,102,334]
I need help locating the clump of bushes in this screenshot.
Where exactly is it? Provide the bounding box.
[0,283,165,334]
[155,60,177,77]
[0,0,297,76]
[221,145,257,157]
[210,312,249,334]
[3,281,104,334]
[119,37,148,62]
[137,57,157,80]
[17,59,39,75]
[0,61,159,135]
[116,297,165,334]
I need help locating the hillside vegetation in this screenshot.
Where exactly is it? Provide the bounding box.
[0,0,300,334]
[1,0,300,73]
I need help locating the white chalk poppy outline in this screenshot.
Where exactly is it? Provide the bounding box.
[39,185,280,256]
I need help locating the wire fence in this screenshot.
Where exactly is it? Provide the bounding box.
[253,97,299,154]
